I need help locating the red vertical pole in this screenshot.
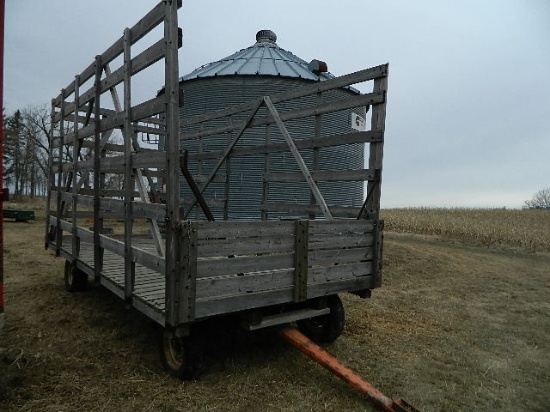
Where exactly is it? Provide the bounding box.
[0,0,5,331]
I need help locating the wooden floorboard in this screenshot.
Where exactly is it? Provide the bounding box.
[65,235,166,322]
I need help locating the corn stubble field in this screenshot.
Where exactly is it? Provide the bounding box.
[1,199,549,411]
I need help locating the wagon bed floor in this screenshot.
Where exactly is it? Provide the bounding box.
[63,235,166,324]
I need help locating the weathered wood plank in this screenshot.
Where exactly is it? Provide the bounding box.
[307,276,374,298]
[194,220,294,239]
[182,64,388,126]
[59,150,166,173]
[264,96,332,219]
[309,261,372,283]
[294,220,308,302]
[188,130,383,161]
[181,92,384,141]
[54,192,166,221]
[132,95,165,121]
[196,253,294,278]
[263,202,363,218]
[264,169,375,183]
[309,247,371,266]
[133,124,166,136]
[195,288,294,319]
[195,269,294,300]
[308,233,373,250]
[308,220,374,235]
[197,236,295,258]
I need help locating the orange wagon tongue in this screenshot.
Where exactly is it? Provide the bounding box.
[278,326,421,412]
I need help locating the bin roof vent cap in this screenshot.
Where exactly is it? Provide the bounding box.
[256,29,277,43]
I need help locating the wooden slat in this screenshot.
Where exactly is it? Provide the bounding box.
[309,261,372,283]
[195,288,294,319]
[133,124,166,135]
[100,39,165,94]
[263,202,363,218]
[58,95,165,145]
[197,236,295,258]
[308,220,374,235]
[194,220,294,239]
[182,64,388,126]
[70,151,166,173]
[182,198,225,209]
[309,247,370,266]
[264,169,375,183]
[196,253,293,278]
[307,275,373,298]
[308,233,373,250]
[195,268,294,300]
[75,188,139,197]
[188,130,383,161]
[54,192,165,221]
[132,95,165,121]
[181,92,384,141]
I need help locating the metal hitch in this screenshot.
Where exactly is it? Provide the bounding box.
[278,326,420,412]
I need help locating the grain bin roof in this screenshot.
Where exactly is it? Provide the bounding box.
[180,29,334,82]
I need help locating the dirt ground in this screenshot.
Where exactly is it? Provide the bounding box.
[1,210,549,411]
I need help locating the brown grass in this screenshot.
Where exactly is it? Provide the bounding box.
[381,207,550,253]
[1,198,549,411]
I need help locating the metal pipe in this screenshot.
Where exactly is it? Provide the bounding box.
[278,326,420,412]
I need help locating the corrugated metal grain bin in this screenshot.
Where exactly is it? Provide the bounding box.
[172,30,366,219]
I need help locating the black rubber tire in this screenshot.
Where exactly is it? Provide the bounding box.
[160,329,198,381]
[64,261,88,292]
[297,295,345,343]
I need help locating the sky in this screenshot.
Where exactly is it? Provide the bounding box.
[4,0,550,208]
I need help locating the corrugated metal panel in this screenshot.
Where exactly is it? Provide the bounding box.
[157,30,367,220]
[178,76,365,220]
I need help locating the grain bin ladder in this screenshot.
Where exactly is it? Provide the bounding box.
[279,327,420,412]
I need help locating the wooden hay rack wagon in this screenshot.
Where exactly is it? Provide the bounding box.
[45,0,388,380]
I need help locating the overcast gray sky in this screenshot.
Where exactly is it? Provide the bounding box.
[4,0,550,208]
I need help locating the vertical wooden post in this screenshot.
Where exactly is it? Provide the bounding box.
[224,117,232,220]
[363,64,388,288]
[363,64,388,221]
[309,92,323,219]
[71,76,81,261]
[44,100,56,249]
[93,55,103,282]
[178,221,197,323]
[123,28,135,301]
[55,90,66,256]
[294,220,309,302]
[164,0,182,328]
[261,124,271,221]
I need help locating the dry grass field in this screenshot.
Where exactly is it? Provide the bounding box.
[381,207,550,253]
[1,198,549,411]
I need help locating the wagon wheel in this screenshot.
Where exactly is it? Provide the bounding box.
[297,294,345,343]
[64,261,88,292]
[160,329,198,380]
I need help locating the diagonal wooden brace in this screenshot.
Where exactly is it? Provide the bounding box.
[263,96,333,220]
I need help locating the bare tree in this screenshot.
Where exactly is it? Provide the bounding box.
[524,187,550,210]
[3,110,24,197]
[3,105,56,198]
[20,106,53,196]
